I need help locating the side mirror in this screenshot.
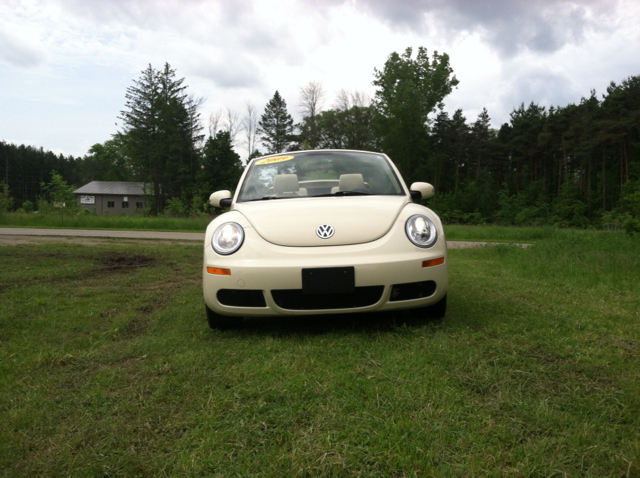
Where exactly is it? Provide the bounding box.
[409,182,435,200]
[209,190,232,208]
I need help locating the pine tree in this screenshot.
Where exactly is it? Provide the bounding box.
[258,91,295,154]
[198,130,243,197]
[119,63,203,213]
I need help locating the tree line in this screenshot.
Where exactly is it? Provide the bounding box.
[1,48,638,232]
[427,76,640,233]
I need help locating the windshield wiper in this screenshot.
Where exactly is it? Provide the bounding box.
[333,190,372,196]
[253,196,297,201]
[310,190,373,198]
[242,197,277,202]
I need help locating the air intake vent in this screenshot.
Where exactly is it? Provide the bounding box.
[271,286,384,310]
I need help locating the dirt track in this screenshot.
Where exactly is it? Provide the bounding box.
[0,228,527,248]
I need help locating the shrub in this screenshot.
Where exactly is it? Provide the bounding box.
[22,200,34,213]
[164,197,188,217]
[0,181,13,214]
[620,180,640,235]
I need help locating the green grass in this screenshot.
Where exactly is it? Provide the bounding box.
[1,230,639,476]
[443,224,561,242]
[0,212,211,232]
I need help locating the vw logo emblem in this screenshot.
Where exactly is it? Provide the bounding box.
[316,224,335,239]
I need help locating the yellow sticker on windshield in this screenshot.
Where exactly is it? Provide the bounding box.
[255,155,294,165]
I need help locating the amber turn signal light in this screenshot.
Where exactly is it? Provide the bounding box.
[422,257,445,268]
[206,267,231,275]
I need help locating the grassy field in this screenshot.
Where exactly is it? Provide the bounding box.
[443,224,558,242]
[0,229,639,477]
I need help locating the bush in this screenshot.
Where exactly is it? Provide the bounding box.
[495,182,551,226]
[623,216,640,235]
[550,196,589,228]
[164,197,188,217]
[600,180,640,235]
[620,180,640,235]
[22,200,34,214]
[190,195,207,218]
[0,181,13,214]
[600,210,624,231]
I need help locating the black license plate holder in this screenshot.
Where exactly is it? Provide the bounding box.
[302,267,355,295]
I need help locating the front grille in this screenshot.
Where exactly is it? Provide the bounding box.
[271,286,384,311]
[217,289,267,307]
[389,280,436,302]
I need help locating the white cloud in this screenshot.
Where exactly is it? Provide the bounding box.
[0,4,47,68]
[357,0,622,57]
[1,0,639,156]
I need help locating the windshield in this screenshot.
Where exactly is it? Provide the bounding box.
[237,151,405,202]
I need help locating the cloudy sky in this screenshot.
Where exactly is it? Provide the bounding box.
[1,0,639,159]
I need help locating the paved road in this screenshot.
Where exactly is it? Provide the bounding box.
[0,227,528,248]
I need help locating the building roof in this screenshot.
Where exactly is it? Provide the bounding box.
[74,181,146,196]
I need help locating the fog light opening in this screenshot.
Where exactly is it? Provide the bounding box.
[390,281,436,302]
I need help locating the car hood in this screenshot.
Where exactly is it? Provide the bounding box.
[233,196,410,246]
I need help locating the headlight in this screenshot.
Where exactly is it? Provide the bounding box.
[212,222,244,255]
[405,214,437,248]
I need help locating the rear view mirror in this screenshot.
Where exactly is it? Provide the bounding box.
[409,182,435,200]
[209,190,232,208]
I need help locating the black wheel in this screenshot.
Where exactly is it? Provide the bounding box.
[411,294,447,319]
[206,304,242,330]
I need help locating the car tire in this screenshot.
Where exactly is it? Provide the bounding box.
[206,304,242,330]
[411,294,447,319]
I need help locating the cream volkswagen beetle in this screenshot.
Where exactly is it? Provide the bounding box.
[203,150,448,328]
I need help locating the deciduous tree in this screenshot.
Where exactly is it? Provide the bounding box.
[373,47,458,182]
[241,102,260,162]
[38,171,78,223]
[298,81,326,149]
[82,133,130,184]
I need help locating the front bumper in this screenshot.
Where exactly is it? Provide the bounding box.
[203,222,448,317]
